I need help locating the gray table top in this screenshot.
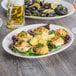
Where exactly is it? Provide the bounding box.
[0,0,76,76]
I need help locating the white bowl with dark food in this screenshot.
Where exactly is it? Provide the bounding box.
[2,24,74,58]
[1,0,75,20]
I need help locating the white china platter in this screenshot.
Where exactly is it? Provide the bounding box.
[2,24,74,58]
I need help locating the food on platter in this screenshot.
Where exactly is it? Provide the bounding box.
[9,24,70,56]
[25,0,68,17]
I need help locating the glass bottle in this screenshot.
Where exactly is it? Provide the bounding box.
[7,0,25,29]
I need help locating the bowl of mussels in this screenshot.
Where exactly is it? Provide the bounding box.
[1,0,75,19]
[25,0,75,19]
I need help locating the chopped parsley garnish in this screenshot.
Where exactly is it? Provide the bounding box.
[46,40,50,45]
[39,27,43,30]
[13,47,26,54]
[64,29,68,34]
[58,35,64,38]
[13,47,42,56]
[48,45,59,50]
[49,30,55,35]
[20,31,27,37]
[36,43,44,48]
[18,40,24,45]
[31,13,37,16]
[27,39,32,46]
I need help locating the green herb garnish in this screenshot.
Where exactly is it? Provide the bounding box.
[63,29,68,34]
[48,45,59,50]
[36,43,44,48]
[27,39,32,46]
[20,31,27,37]
[49,30,55,35]
[39,27,43,30]
[13,47,26,54]
[13,47,42,56]
[46,40,50,45]
[31,13,37,16]
[18,40,24,45]
[58,35,63,38]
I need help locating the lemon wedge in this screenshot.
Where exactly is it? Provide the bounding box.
[51,2,59,9]
[33,3,40,9]
[43,9,54,13]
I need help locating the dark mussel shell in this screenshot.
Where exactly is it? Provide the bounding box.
[40,13,46,17]
[25,1,32,6]
[38,8,45,12]
[28,5,38,11]
[25,5,29,9]
[62,7,68,13]
[31,10,40,16]
[32,0,35,4]
[57,4,63,9]
[40,1,44,6]
[25,2,29,5]
[49,12,56,17]
[40,12,49,17]
[55,4,68,15]
[34,1,43,6]
[25,5,31,10]
[55,7,68,15]
[55,9,67,15]
[25,10,31,16]
[43,3,51,9]
[41,9,56,17]
[46,12,49,17]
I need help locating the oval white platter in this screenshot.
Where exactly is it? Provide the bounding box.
[2,24,74,58]
[1,0,75,20]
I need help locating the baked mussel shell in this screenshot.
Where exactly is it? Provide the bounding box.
[31,10,40,16]
[43,3,51,9]
[38,8,45,12]
[55,6,68,15]
[49,12,56,17]
[25,10,31,16]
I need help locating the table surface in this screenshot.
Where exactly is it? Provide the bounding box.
[0,0,76,76]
